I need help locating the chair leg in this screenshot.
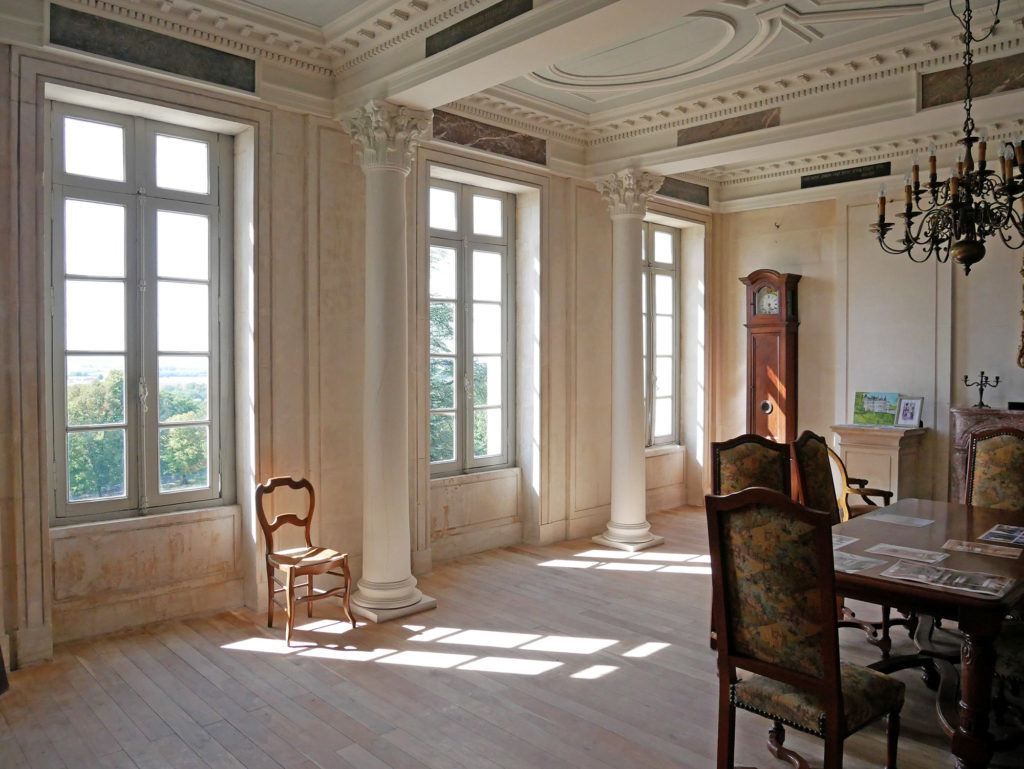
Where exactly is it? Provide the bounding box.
[342,559,355,628]
[307,574,314,618]
[822,731,843,769]
[265,564,275,628]
[716,686,735,769]
[767,721,808,769]
[885,711,900,769]
[285,569,296,646]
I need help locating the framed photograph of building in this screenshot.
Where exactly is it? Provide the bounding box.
[895,397,924,427]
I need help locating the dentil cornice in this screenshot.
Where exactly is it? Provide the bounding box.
[55,0,337,75]
[343,100,432,173]
[597,170,664,218]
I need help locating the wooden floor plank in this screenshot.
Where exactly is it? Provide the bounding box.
[3,507,1016,768]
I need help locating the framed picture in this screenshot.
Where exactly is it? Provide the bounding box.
[895,397,923,427]
[853,392,900,425]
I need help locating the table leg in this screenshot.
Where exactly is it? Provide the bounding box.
[951,611,1000,769]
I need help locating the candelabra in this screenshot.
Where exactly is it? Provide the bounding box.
[964,371,1000,408]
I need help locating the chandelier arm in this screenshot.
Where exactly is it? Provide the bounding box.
[1018,250,1024,369]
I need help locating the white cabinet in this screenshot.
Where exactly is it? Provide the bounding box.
[831,425,928,502]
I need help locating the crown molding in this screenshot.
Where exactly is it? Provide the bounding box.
[54,0,338,75]
[328,0,491,73]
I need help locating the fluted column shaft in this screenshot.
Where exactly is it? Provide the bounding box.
[343,101,435,619]
[593,170,665,552]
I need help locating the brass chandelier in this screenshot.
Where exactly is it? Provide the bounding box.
[871,1,1024,361]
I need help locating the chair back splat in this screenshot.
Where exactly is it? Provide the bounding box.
[705,487,904,769]
[965,427,1024,510]
[255,476,354,645]
[711,433,791,497]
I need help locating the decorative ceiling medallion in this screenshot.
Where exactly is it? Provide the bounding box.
[524,12,762,91]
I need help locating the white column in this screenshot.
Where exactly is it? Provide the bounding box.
[593,170,665,552]
[343,101,436,622]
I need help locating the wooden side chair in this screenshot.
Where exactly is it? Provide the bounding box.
[705,487,904,769]
[255,476,354,645]
[792,430,907,657]
[708,433,791,649]
[965,427,1024,509]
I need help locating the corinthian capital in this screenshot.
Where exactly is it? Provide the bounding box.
[342,100,432,173]
[597,169,664,218]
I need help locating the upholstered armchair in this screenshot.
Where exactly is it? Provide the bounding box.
[965,427,1024,509]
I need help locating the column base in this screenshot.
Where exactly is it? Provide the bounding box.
[591,532,665,552]
[350,594,437,624]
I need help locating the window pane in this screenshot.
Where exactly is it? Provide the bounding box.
[655,315,673,356]
[473,303,502,354]
[155,134,209,194]
[157,211,209,280]
[159,356,209,421]
[473,408,502,458]
[654,274,674,312]
[653,397,673,437]
[653,230,674,264]
[430,358,455,409]
[473,250,502,302]
[158,282,209,352]
[655,356,673,398]
[65,200,125,277]
[642,317,648,356]
[64,117,125,182]
[473,195,502,237]
[641,277,647,313]
[159,425,209,492]
[429,302,457,354]
[429,187,457,231]
[473,356,502,407]
[67,429,126,501]
[67,355,125,426]
[65,280,125,352]
[429,413,456,463]
[429,246,457,299]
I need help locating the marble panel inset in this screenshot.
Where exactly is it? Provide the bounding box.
[658,177,709,206]
[801,162,890,189]
[426,0,533,57]
[676,108,780,147]
[50,5,256,92]
[432,110,546,165]
[921,52,1024,109]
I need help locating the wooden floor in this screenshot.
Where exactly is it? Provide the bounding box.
[1,507,1018,768]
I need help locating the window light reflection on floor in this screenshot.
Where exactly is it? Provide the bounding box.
[571,665,619,679]
[536,548,712,575]
[221,625,671,678]
[457,656,562,675]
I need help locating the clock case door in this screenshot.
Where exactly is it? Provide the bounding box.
[740,270,800,443]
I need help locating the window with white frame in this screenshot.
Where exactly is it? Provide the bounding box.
[50,103,233,520]
[642,221,680,446]
[428,180,515,475]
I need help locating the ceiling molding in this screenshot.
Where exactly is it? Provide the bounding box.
[55,0,338,75]
[330,0,491,73]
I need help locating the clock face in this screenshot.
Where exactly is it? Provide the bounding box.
[756,286,780,315]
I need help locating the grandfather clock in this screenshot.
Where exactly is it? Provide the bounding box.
[740,269,801,442]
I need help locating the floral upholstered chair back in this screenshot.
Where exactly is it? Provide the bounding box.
[711,434,791,497]
[792,431,842,525]
[706,488,835,679]
[966,427,1024,510]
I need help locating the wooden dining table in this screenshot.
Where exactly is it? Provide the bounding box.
[832,497,1024,769]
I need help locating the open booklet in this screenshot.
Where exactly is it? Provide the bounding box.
[880,559,1015,597]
